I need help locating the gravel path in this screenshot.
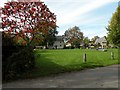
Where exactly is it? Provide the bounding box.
[3,64,119,88]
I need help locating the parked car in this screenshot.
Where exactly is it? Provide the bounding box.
[96,48,107,52]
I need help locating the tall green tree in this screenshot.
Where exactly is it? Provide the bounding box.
[106,5,120,47]
[42,28,58,47]
[83,37,90,48]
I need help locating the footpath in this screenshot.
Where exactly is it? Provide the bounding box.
[3,64,119,88]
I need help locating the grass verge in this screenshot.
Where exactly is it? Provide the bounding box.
[22,49,118,79]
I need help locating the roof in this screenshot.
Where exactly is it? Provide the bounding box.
[56,36,64,41]
[95,37,107,44]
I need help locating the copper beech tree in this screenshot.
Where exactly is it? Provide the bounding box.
[64,26,83,48]
[1,1,57,46]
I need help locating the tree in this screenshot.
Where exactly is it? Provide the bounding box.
[91,36,99,43]
[1,1,57,46]
[43,28,58,47]
[1,1,57,81]
[106,5,120,47]
[83,37,90,48]
[64,26,83,48]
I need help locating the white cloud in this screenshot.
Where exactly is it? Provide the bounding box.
[56,0,118,25]
[57,15,108,36]
[45,0,118,38]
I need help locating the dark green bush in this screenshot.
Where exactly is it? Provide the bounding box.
[2,32,35,81]
[63,46,75,49]
[3,47,35,81]
[70,46,75,49]
[2,32,19,60]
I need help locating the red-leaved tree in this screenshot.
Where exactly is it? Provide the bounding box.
[1,1,57,46]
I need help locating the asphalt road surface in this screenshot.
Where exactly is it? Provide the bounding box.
[2,64,119,88]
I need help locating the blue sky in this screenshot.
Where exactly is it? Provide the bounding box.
[43,0,119,39]
[0,0,119,39]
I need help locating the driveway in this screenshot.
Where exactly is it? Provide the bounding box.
[2,64,119,88]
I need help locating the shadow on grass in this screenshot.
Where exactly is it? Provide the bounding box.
[4,49,119,82]
[22,53,65,79]
[26,49,118,79]
[22,53,105,79]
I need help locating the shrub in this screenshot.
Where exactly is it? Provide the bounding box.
[3,47,35,81]
[2,32,35,81]
[70,46,75,49]
[2,32,19,60]
[63,46,75,49]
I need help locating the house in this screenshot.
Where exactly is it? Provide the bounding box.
[95,36,107,48]
[65,42,72,47]
[53,36,64,49]
[79,41,85,48]
[89,40,95,49]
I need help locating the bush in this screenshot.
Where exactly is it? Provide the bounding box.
[3,47,35,81]
[71,46,75,49]
[63,46,75,49]
[2,32,35,81]
[2,32,19,60]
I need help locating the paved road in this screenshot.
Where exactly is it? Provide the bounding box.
[3,65,119,88]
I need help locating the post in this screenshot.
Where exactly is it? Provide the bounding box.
[83,53,87,63]
[111,52,114,60]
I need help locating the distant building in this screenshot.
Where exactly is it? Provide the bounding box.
[53,36,64,49]
[89,40,95,49]
[95,36,107,48]
[65,42,72,47]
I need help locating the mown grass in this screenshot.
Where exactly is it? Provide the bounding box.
[23,49,119,78]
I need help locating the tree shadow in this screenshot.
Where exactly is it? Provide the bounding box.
[23,52,65,78]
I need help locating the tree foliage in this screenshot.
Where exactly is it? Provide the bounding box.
[1,1,57,81]
[106,5,120,47]
[91,36,99,43]
[83,37,90,48]
[1,1,57,46]
[64,26,83,47]
[43,28,58,46]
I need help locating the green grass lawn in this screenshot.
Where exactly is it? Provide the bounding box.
[23,49,119,78]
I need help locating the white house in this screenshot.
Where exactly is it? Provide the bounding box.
[95,36,107,48]
[53,36,64,49]
[66,42,72,47]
